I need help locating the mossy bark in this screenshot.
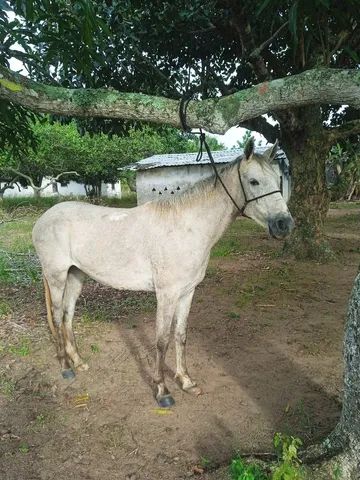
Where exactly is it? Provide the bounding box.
[281,111,334,261]
[300,270,360,479]
[1,65,360,134]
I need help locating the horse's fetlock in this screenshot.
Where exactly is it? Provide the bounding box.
[175,332,187,345]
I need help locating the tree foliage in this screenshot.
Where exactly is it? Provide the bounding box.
[0,120,223,196]
[327,140,360,201]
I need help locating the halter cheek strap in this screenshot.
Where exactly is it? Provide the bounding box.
[179,97,282,217]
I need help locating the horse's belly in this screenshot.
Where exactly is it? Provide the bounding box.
[73,247,154,292]
[86,269,154,291]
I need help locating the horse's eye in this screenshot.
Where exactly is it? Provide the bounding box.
[250,179,259,186]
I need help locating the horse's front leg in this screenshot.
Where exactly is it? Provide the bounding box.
[174,290,202,396]
[154,291,178,407]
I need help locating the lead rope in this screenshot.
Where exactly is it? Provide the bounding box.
[178,95,282,217]
[179,95,247,216]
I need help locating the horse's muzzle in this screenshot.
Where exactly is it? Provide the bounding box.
[268,215,294,240]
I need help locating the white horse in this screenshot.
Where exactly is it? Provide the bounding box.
[33,139,294,407]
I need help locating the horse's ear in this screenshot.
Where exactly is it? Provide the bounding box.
[244,137,255,160]
[264,139,279,163]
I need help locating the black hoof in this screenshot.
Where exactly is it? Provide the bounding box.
[62,368,75,380]
[157,394,175,408]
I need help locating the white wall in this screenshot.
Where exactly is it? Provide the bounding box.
[1,179,122,198]
[136,164,215,204]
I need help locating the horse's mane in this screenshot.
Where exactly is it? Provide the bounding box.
[151,157,241,211]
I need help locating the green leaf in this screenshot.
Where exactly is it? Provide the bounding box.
[289,2,299,42]
[256,0,274,16]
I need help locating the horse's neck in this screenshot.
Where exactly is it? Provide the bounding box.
[185,163,244,247]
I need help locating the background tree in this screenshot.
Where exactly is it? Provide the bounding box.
[0,121,223,197]
[327,139,360,201]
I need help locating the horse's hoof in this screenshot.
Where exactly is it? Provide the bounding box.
[157,394,175,408]
[184,385,203,396]
[76,362,89,372]
[62,368,75,379]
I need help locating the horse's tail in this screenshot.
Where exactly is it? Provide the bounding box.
[43,276,56,338]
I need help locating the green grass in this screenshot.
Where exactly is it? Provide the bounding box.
[0,300,12,316]
[325,213,360,233]
[236,266,292,308]
[7,338,31,357]
[0,376,16,396]
[212,219,263,258]
[0,194,137,213]
[18,442,30,454]
[0,218,35,252]
[81,309,108,324]
[330,201,360,210]
[90,344,100,353]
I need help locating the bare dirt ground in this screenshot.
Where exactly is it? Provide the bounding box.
[0,208,359,480]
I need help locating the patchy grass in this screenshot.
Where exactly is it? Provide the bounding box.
[79,291,156,325]
[325,213,360,234]
[0,218,35,252]
[90,344,100,354]
[0,375,16,396]
[212,219,264,258]
[0,250,40,284]
[7,338,31,357]
[0,300,12,316]
[330,201,360,210]
[282,400,316,441]
[0,194,137,213]
[0,336,32,358]
[81,308,109,324]
[236,265,293,308]
[18,442,30,454]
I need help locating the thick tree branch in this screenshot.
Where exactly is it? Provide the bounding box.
[238,116,280,143]
[0,65,360,134]
[325,120,360,144]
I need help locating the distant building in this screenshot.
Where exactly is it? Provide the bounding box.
[127,147,290,205]
[1,179,122,198]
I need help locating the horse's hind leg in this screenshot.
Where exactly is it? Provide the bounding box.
[174,290,202,395]
[154,291,178,407]
[62,266,87,371]
[45,271,74,378]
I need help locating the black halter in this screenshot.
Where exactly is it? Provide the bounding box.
[179,96,282,217]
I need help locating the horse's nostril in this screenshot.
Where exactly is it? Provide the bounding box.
[277,219,286,231]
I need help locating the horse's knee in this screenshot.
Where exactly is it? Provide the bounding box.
[156,335,170,354]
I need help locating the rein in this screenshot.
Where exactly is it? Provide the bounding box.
[179,96,281,217]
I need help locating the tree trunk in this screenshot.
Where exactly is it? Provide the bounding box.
[280,110,333,261]
[301,270,360,479]
[33,188,42,198]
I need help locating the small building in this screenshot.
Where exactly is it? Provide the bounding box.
[128,147,290,205]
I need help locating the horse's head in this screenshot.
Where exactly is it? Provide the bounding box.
[238,138,294,239]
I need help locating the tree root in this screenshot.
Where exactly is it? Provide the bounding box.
[303,450,358,480]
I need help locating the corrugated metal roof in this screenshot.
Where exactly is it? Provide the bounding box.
[126,146,288,172]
